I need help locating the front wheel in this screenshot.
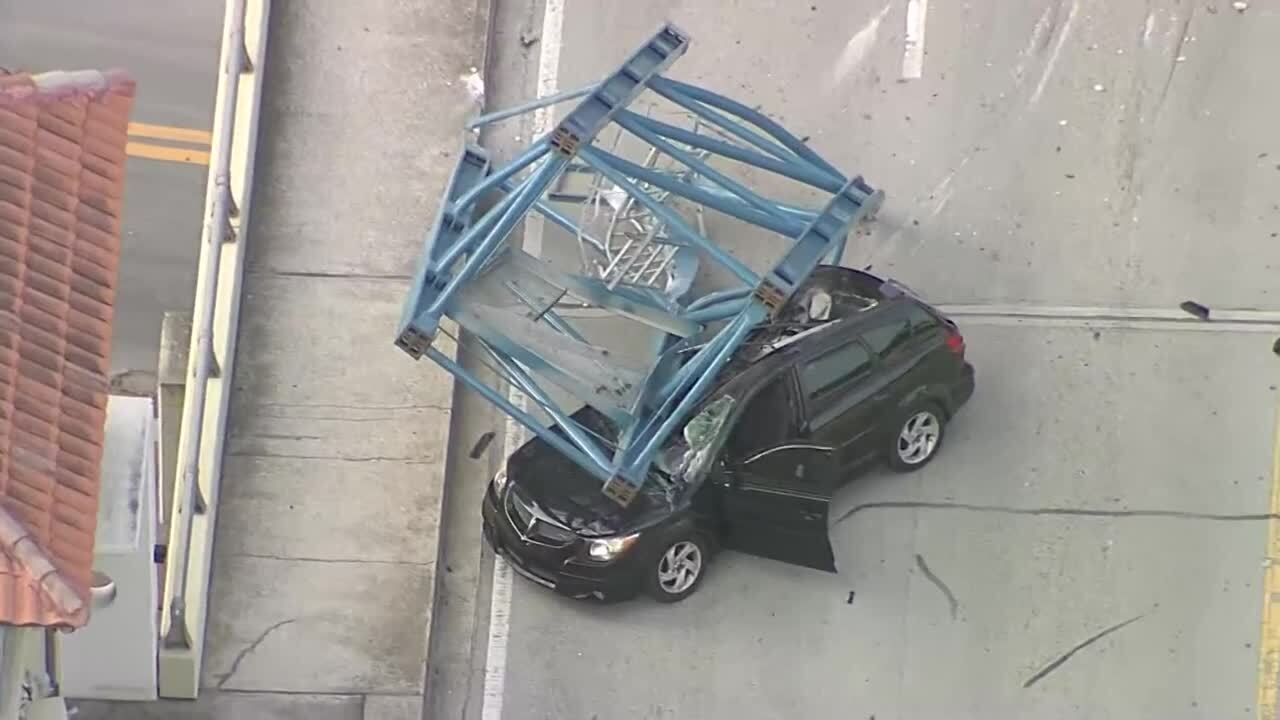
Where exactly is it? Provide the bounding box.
[644,535,709,603]
[886,402,946,471]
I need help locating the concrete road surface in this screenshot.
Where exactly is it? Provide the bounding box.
[462,1,1280,718]
[0,0,221,375]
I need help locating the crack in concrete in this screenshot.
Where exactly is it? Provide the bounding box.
[229,552,434,567]
[914,554,959,620]
[1155,6,1194,117]
[250,268,412,281]
[253,402,451,412]
[1022,613,1146,688]
[832,500,1279,526]
[226,451,436,463]
[216,618,298,689]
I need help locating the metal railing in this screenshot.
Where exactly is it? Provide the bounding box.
[157,0,271,698]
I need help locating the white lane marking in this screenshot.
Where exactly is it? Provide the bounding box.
[901,0,929,79]
[531,0,566,148]
[939,303,1280,327]
[480,555,513,718]
[831,2,892,86]
[480,1,564,718]
[1030,0,1079,105]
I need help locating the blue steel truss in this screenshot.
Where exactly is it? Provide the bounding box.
[396,23,884,506]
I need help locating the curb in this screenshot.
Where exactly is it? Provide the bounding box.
[418,0,498,714]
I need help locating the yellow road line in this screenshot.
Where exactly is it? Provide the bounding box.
[126,141,210,166]
[127,122,212,145]
[1256,402,1280,720]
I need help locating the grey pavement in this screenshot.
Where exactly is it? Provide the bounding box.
[468,1,1280,719]
[0,0,222,376]
[72,0,489,718]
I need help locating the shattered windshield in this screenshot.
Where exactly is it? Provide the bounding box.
[656,394,736,487]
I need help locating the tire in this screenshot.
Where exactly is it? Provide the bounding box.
[886,400,946,472]
[644,534,710,603]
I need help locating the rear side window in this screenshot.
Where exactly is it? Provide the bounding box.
[905,303,942,338]
[861,314,911,358]
[862,303,943,360]
[799,341,872,399]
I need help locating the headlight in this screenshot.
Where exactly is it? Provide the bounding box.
[491,468,508,495]
[587,533,640,561]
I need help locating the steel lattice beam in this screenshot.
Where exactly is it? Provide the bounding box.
[396,22,884,506]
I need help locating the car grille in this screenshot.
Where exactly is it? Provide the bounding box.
[505,489,577,548]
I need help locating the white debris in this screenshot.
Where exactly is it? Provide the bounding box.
[461,70,486,105]
[1175,55,1187,62]
[1116,48,1124,55]
[1093,83,1105,92]
[1233,1,1248,11]
[808,291,833,321]
[1058,119,1069,126]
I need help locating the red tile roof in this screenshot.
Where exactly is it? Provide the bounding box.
[0,68,132,628]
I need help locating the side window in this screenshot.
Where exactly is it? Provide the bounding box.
[862,304,942,360]
[726,375,798,460]
[799,340,873,400]
[861,314,911,359]
[905,303,942,339]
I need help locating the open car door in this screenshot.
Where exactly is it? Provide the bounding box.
[715,371,838,572]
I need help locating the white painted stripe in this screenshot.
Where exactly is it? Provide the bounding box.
[937,303,1280,324]
[481,1,564,718]
[480,555,513,716]
[901,0,929,79]
[831,3,891,87]
[1030,0,1078,105]
[531,0,567,159]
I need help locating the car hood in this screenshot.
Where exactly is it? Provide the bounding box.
[505,407,673,537]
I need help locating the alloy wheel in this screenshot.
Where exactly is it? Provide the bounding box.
[657,540,702,595]
[897,411,940,465]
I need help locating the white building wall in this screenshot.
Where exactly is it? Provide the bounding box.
[59,395,160,701]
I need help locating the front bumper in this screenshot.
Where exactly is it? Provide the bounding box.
[481,485,644,602]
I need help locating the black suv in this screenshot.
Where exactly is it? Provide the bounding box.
[481,266,975,603]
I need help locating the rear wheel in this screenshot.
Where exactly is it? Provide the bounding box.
[887,401,946,471]
[644,534,709,603]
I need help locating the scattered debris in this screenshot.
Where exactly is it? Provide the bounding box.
[1272,337,1280,357]
[847,591,856,604]
[1179,300,1211,320]
[1058,119,1069,126]
[1232,1,1248,11]
[520,30,540,47]
[470,430,496,459]
[915,554,959,620]
[1093,83,1105,92]
[461,69,486,106]
[1022,613,1146,688]
[1064,173,1076,179]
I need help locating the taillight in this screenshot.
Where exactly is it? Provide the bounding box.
[944,327,965,356]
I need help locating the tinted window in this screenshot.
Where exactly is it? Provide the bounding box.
[861,314,911,358]
[862,303,942,360]
[799,341,872,399]
[726,376,797,460]
[906,303,941,338]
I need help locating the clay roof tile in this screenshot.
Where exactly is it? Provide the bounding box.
[0,68,131,629]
